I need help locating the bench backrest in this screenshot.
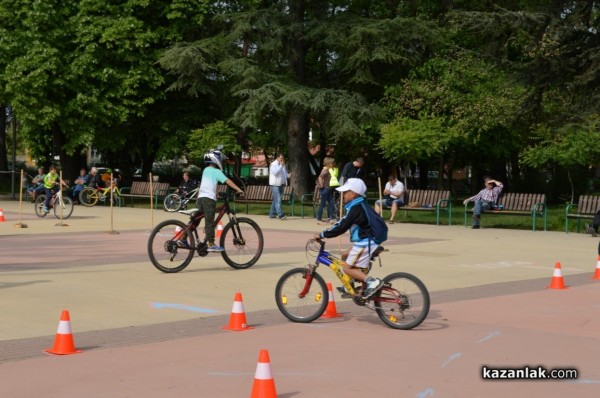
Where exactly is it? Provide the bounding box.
[130,181,170,196]
[240,185,293,202]
[497,193,545,211]
[406,189,451,208]
[576,195,600,214]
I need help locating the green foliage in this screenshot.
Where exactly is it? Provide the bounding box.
[186,121,242,163]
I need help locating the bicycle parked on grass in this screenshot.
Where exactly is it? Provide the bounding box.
[275,239,430,330]
[147,189,264,272]
[163,187,199,212]
[78,182,121,207]
[34,187,74,219]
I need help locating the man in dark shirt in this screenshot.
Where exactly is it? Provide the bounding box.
[340,157,365,184]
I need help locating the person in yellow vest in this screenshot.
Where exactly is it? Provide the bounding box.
[329,162,340,221]
[42,165,68,213]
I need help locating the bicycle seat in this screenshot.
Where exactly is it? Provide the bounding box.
[179,209,199,216]
[370,246,385,260]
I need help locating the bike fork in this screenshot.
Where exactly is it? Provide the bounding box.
[298,266,316,298]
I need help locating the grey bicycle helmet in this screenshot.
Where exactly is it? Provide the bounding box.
[204,149,227,171]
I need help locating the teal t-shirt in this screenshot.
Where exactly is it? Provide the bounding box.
[199,166,228,200]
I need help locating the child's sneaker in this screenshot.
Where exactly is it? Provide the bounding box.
[363,277,383,298]
[43,206,50,213]
[207,245,225,252]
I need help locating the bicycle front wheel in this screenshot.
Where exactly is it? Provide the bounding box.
[163,193,182,212]
[54,196,74,219]
[220,217,263,269]
[34,195,48,218]
[147,220,196,273]
[275,268,328,323]
[79,187,98,207]
[373,272,430,330]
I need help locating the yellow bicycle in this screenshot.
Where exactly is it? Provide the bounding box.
[275,239,430,329]
[78,183,121,207]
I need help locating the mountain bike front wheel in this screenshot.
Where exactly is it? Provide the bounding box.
[163,193,182,212]
[220,217,263,269]
[54,196,74,219]
[373,272,430,330]
[147,220,196,273]
[275,268,328,323]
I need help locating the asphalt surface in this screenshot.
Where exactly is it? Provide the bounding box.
[0,198,599,397]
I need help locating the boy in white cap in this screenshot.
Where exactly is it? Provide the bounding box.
[315,178,383,298]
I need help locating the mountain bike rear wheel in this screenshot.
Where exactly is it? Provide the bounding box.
[147,220,195,273]
[220,217,263,269]
[34,195,48,218]
[163,193,182,212]
[275,268,328,322]
[373,272,430,330]
[79,187,99,207]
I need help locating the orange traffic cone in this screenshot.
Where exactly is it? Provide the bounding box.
[173,225,184,240]
[44,310,83,355]
[222,292,254,331]
[250,349,277,398]
[216,220,224,238]
[321,282,343,319]
[547,262,568,290]
[593,256,600,280]
[0,208,5,222]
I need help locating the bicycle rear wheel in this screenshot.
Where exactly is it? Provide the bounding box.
[220,217,263,269]
[373,272,430,330]
[163,193,182,212]
[34,195,48,218]
[54,196,74,219]
[275,268,328,323]
[147,220,196,273]
[79,187,98,207]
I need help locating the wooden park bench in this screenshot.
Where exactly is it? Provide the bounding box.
[464,192,547,231]
[234,185,295,216]
[400,189,453,225]
[565,194,600,233]
[119,181,171,207]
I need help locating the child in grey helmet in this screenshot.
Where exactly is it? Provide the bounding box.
[196,149,244,252]
[314,178,383,298]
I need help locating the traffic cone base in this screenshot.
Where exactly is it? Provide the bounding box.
[44,310,83,355]
[250,349,277,398]
[321,282,343,319]
[0,208,5,222]
[593,255,600,280]
[547,262,568,290]
[223,292,254,331]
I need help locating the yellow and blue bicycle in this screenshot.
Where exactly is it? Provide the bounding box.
[275,239,430,330]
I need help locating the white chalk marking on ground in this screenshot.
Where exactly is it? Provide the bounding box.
[441,352,462,368]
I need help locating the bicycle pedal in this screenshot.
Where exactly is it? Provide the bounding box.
[340,292,354,299]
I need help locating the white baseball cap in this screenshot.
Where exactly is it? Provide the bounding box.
[336,178,367,197]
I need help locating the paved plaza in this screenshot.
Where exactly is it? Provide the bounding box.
[0,199,599,397]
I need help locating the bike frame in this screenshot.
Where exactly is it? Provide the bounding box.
[300,241,398,305]
[178,193,239,246]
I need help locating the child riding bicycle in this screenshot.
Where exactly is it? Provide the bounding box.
[196,149,244,252]
[314,178,383,298]
[42,165,68,213]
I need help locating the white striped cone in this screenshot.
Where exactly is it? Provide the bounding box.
[250,349,277,398]
[321,282,342,319]
[548,262,567,289]
[44,310,82,355]
[216,221,224,238]
[222,292,254,331]
[594,256,600,280]
[173,225,183,240]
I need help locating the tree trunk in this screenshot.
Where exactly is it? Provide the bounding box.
[287,110,311,198]
[0,105,8,184]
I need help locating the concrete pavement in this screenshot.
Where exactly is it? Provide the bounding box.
[0,198,599,397]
